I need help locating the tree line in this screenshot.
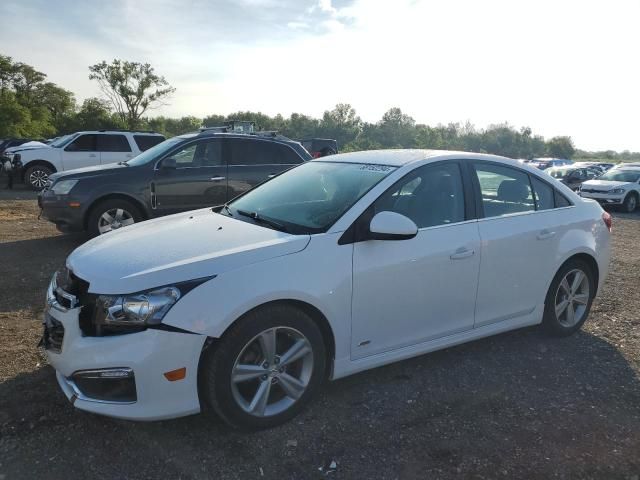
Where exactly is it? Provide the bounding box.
[2,54,638,161]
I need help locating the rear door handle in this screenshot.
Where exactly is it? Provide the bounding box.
[450,247,475,260]
[210,176,226,182]
[537,229,556,240]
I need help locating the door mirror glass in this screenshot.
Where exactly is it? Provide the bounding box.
[369,211,418,240]
[160,157,177,169]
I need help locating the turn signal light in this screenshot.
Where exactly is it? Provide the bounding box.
[602,212,612,232]
[163,367,186,381]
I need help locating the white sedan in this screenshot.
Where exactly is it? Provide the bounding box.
[43,150,611,429]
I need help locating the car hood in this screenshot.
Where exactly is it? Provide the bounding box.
[66,209,311,294]
[6,145,50,155]
[581,179,633,189]
[49,162,127,182]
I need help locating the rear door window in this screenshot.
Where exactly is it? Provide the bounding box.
[473,163,535,217]
[97,134,131,152]
[228,139,301,166]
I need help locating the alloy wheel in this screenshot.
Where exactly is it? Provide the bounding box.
[627,195,637,212]
[231,327,314,417]
[97,208,135,234]
[554,268,590,328]
[29,169,49,189]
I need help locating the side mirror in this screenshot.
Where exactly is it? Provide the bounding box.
[160,157,177,170]
[368,211,418,241]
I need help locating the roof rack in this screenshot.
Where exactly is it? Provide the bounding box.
[96,129,159,134]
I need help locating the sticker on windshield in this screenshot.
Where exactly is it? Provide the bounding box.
[359,164,394,172]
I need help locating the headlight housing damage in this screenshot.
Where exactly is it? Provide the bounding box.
[94,287,180,333]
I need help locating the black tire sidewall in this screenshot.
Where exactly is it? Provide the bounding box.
[25,165,52,191]
[87,199,142,237]
[542,259,595,337]
[202,304,327,430]
[623,193,638,213]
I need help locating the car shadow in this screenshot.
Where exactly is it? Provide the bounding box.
[1,326,638,479]
[0,234,84,313]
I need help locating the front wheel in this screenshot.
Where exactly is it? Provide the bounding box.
[200,304,326,430]
[622,192,638,213]
[542,259,595,337]
[25,164,53,190]
[87,199,143,237]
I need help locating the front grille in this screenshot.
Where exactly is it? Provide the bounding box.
[581,188,609,194]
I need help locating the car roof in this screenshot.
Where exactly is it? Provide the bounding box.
[311,149,512,167]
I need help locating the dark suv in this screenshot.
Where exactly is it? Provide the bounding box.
[38,130,311,236]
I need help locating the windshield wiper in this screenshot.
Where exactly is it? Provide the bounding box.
[236,209,289,233]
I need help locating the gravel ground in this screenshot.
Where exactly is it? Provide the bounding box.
[1,186,639,479]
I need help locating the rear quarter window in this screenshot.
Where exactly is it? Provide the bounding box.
[134,135,165,151]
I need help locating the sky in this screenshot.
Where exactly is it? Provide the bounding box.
[1,0,639,151]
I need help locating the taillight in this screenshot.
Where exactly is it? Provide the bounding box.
[602,211,612,232]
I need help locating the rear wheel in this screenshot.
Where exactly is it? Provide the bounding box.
[622,192,638,213]
[542,259,595,336]
[25,164,53,190]
[200,304,326,430]
[87,199,143,237]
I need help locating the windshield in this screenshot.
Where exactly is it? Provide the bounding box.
[50,134,78,148]
[227,161,396,234]
[125,136,188,166]
[598,170,640,183]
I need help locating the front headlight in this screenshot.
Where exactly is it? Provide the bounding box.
[95,287,180,329]
[610,188,626,195]
[51,179,78,195]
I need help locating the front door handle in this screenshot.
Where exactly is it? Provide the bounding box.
[210,176,226,182]
[450,247,475,260]
[537,229,556,240]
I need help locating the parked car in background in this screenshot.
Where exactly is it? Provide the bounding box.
[38,129,311,236]
[41,149,611,428]
[529,158,573,170]
[575,161,615,171]
[579,166,640,212]
[612,162,640,169]
[5,130,165,190]
[300,138,338,158]
[546,166,598,191]
[0,138,37,157]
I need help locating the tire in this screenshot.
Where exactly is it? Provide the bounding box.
[87,199,143,237]
[24,164,53,191]
[542,258,596,337]
[200,304,327,430]
[622,192,638,213]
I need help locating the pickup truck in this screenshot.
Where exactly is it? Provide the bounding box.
[5,130,165,190]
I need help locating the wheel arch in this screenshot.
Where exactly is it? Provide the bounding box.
[201,299,337,378]
[22,159,57,182]
[83,193,149,230]
[555,252,600,296]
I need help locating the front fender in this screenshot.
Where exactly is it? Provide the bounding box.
[162,232,354,364]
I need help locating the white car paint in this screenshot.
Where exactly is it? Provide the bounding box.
[44,149,611,421]
[579,167,640,208]
[7,130,163,176]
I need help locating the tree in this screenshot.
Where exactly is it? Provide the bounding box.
[318,103,361,148]
[89,59,175,130]
[546,136,575,159]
